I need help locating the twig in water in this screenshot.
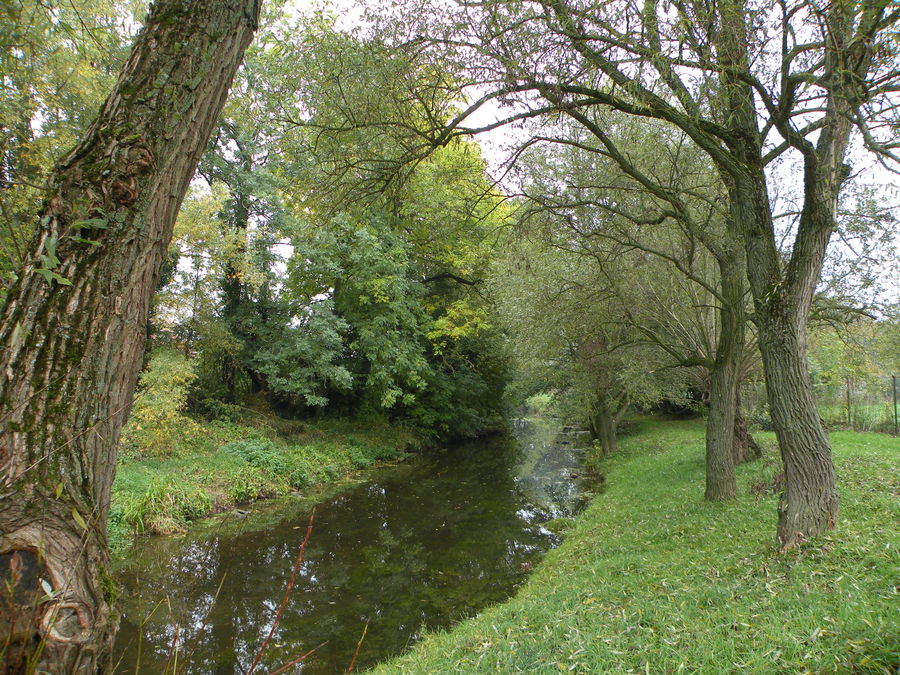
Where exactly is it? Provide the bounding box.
[345,621,370,674]
[246,508,316,675]
[268,641,329,675]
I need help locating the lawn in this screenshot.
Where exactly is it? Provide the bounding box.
[371,419,899,674]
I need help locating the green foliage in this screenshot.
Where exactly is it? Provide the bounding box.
[120,478,213,536]
[137,17,509,439]
[523,392,555,416]
[109,417,414,555]
[807,315,899,432]
[278,144,509,435]
[106,504,134,554]
[288,214,433,409]
[121,348,200,457]
[372,420,900,674]
[0,0,138,290]
[225,466,274,504]
[493,232,690,431]
[277,14,457,199]
[221,438,287,476]
[251,299,352,407]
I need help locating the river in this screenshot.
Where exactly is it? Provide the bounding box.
[112,419,596,674]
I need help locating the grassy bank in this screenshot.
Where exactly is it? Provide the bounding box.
[108,417,418,554]
[372,419,899,674]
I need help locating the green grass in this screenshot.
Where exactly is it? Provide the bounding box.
[109,417,417,554]
[371,419,899,674]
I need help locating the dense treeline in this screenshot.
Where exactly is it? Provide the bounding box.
[135,16,512,439]
[0,0,897,672]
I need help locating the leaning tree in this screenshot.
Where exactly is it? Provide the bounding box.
[511,114,760,500]
[0,1,260,671]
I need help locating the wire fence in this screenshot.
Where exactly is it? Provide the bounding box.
[814,375,899,434]
[745,375,899,435]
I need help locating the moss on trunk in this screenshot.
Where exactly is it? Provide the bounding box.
[0,1,260,671]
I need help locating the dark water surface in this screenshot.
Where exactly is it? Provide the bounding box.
[112,420,595,674]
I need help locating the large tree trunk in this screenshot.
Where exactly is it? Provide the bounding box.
[732,387,761,465]
[0,2,259,672]
[714,0,857,547]
[703,251,746,500]
[756,301,838,546]
[737,171,839,549]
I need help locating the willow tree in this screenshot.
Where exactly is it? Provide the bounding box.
[510,113,759,500]
[373,0,899,548]
[0,1,260,671]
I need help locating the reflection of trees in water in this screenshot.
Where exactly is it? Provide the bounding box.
[513,422,590,518]
[115,426,590,673]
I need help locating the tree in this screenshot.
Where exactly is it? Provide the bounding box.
[193,17,295,402]
[509,113,760,499]
[494,230,689,454]
[0,1,135,292]
[373,0,899,547]
[267,21,510,434]
[0,1,260,671]
[280,141,510,434]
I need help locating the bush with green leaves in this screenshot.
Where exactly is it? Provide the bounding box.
[226,466,274,504]
[122,348,200,457]
[220,438,287,476]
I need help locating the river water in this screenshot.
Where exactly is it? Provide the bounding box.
[112,420,596,674]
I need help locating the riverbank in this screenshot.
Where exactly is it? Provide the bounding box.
[372,418,899,673]
[108,417,419,554]
[112,420,595,673]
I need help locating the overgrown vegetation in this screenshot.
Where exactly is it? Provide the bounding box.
[372,419,899,674]
[109,416,416,555]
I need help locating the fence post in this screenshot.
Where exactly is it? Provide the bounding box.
[893,375,898,436]
[846,377,852,428]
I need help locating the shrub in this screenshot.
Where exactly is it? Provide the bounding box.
[220,438,287,476]
[122,348,200,457]
[226,467,272,504]
[287,462,313,489]
[347,444,375,468]
[195,397,244,423]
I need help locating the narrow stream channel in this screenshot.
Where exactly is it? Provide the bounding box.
[112,419,596,674]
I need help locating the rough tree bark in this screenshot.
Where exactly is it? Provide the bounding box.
[713,0,882,547]
[0,1,260,672]
[703,255,745,500]
[732,388,761,465]
[734,167,840,548]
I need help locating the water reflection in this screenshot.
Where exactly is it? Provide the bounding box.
[113,420,594,674]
